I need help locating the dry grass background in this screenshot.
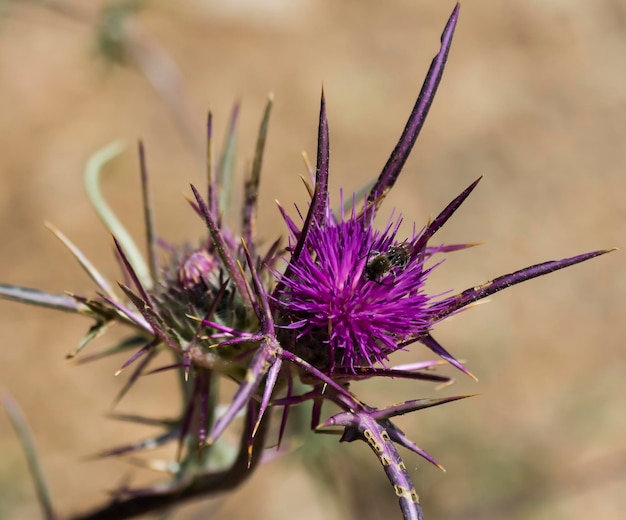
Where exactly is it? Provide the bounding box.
[0,0,624,519]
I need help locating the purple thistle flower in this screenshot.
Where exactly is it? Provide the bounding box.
[274,204,444,375]
[270,4,610,386]
[0,3,614,520]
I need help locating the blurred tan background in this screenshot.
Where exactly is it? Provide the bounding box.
[0,0,624,519]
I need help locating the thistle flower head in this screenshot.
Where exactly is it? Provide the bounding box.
[178,249,220,294]
[275,204,441,374]
[0,4,613,519]
[154,243,252,339]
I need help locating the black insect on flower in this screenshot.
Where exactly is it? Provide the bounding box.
[0,3,613,520]
[364,241,412,283]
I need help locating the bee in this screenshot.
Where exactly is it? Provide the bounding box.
[364,242,412,283]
